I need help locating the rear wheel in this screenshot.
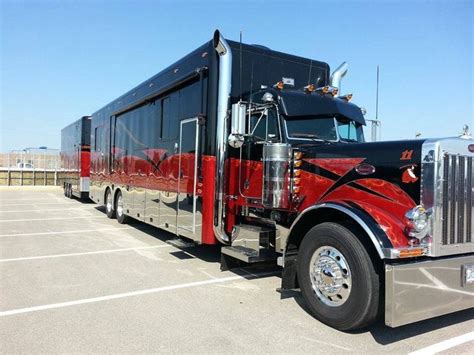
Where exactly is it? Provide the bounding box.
[66,184,73,199]
[115,191,129,224]
[297,222,380,331]
[105,189,115,219]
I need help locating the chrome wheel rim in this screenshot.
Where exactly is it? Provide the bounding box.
[117,194,123,217]
[106,192,113,213]
[309,246,352,307]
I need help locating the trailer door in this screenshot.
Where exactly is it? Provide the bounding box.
[176,117,201,240]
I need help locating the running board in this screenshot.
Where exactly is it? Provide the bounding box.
[220,224,277,270]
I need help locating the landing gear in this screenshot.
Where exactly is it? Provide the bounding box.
[297,222,380,331]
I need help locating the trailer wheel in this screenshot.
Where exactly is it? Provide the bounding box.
[297,222,380,331]
[66,184,73,199]
[105,189,115,219]
[115,191,129,224]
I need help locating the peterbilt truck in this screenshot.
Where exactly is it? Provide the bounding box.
[60,116,91,199]
[86,30,473,330]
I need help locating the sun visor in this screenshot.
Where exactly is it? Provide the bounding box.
[279,91,366,125]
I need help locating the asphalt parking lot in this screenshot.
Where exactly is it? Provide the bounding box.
[0,186,473,353]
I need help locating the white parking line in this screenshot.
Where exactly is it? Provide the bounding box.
[0,198,66,202]
[0,226,133,238]
[409,331,474,354]
[0,244,172,262]
[0,216,103,223]
[0,202,76,206]
[0,271,276,317]
[0,208,86,213]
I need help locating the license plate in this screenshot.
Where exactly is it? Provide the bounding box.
[462,263,474,286]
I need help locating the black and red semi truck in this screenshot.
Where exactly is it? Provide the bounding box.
[60,116,91,199]
[65,30,473,330]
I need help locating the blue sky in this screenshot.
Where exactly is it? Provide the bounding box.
[1,0,472,151]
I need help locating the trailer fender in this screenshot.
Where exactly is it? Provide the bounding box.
[281,202,393,289]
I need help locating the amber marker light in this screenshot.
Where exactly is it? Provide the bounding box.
[331,87,339,96]
[274,81,284,90]
[293,169,302,177]
[304,84,315,93]
[398,248,425,258]
[294,151,304,160]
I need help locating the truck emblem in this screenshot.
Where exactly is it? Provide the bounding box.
[402,165,418,183]
[355,163,375,175]
[400,149,413,160]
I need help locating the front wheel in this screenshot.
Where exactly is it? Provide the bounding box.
[115,191,129,224]
[297,222,381,331]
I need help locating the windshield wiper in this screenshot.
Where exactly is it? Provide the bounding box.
[340,137,358,143]
[290,133,332,143]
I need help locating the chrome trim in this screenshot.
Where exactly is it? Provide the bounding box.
[385,255,474,327]
[213,30,232,244]
[309,245,352,306]
[262,143,291,209]
[421,137,474,256]
[329,62,348,97]
[281,202,388,260]
[79,177,90,192]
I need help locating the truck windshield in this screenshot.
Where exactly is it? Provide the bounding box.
[285,116,338,141]
[285,116,365,143]
[337,119,365,142]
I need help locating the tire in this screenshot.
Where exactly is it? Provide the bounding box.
[63,184,67,197]
[115,191,129,224]
[297,222,380,331]
[66,184,73,199]
[105,189,115,219]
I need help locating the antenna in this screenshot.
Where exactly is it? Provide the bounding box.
[375,65,380,121]
[239,30,243,101]
[307,59,313,85]
[249,60,254,103]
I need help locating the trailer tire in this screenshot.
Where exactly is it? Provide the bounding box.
[115,191,129,224]
[105,189,115,219]
[297,222,380,331]
[66,184,73,199]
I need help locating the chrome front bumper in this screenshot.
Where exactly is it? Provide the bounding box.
[385,255,474,327]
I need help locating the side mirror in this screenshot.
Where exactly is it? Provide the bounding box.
[228,102,246,148]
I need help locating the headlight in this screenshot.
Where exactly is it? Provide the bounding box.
[405,205,431,239]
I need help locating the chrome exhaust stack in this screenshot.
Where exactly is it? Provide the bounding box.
[329,62,348,97]
[213,30,232,243]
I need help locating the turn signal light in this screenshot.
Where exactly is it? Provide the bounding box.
[398,248,425,258]
[294,160,303,168]
[294,169,302,177]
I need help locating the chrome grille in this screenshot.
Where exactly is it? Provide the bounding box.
[441,154,473,246]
